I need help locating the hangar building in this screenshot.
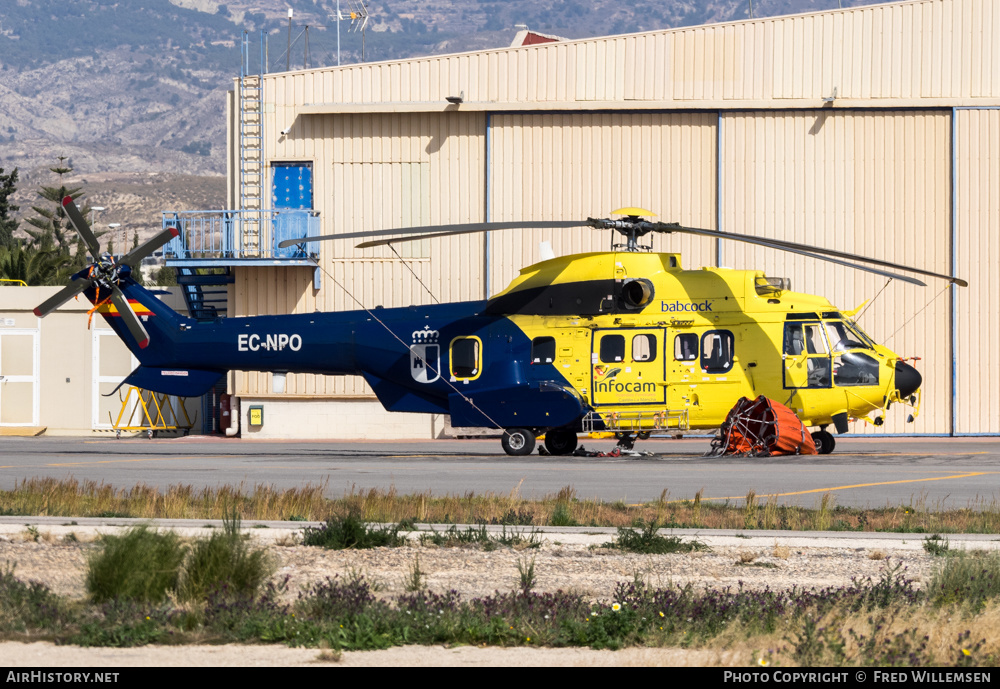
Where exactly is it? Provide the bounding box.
[157,0,998,440]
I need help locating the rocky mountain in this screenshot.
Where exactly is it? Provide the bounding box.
[0,0,888,240]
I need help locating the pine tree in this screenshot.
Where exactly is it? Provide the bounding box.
[0,166,19,250]
[21,157,94,285]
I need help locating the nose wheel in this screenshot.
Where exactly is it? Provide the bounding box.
[543,429,579,455]
[811,430,836,455]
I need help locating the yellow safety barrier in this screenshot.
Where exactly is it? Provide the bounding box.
[110,386,197,439]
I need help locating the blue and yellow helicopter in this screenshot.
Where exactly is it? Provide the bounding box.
[37,198,965,455]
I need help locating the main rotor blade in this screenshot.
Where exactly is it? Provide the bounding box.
[746,238,926,286]
[61,196,103,260]
[652,223,966,287]
[277,220,588,249]
[110,286,150,349]
[119,226,180,269]
[32,277,95,317]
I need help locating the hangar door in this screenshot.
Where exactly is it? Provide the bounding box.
[955,108,1000,434]
[487,112,719,294]
[720,110,952,435]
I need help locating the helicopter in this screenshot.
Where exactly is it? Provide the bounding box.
[36,198,966,456]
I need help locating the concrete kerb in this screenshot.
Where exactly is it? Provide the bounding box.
[1,516,998,550]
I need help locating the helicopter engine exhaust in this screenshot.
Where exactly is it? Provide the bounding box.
[621,278,654,308]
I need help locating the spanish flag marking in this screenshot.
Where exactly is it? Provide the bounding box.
[96,300,155,316]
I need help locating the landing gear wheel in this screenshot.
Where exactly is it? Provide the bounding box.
[501,428,536,456]
[544,430,578,456]
[812,430,836,455]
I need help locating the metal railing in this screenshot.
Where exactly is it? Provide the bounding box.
[162,209,320,261]
[582,408,691,433]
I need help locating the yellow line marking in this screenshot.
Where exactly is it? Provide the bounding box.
[688,472,999,503]
[41,456,229,468]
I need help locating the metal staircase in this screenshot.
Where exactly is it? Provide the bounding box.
[177,267,234,321]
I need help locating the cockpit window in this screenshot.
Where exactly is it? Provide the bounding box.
[824,321,871,351]
[845,319,878,348]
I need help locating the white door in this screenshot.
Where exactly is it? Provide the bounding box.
[92,328,139,429]
[0,327,40,426]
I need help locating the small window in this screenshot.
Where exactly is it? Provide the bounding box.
[701,330,734,373]
[632,334,656,362]
[531,337,556,364]
[599,335,625,363]
[674,333,698,361]
[451,337,481,379]
[803,324,829,354]
[783,324,805,355]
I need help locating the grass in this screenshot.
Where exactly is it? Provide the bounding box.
[301,511,408,550]
[178,511,276,602]
[5,478,1000,534]
[2,558,1000,665]
[85,525,185,604]
[603,521,710,554]
[418,524,542,551]
[929,551,1000,611]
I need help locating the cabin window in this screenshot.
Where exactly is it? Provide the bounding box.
[531,337,556,364]
[450,337,481,379]
[701,330,734,373]
[674,334,698,361]
[632,334,656,362]
[599,335,625,363]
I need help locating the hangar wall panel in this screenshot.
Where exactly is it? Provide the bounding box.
[720,110,952,434]
[487,112,718,294]
[278,0,999,117]
[235,111,486,398]
[955,108,1000,434]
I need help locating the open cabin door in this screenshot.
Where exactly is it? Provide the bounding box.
[782,321,832,390]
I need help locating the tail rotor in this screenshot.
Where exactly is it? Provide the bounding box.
[32,196,179,349]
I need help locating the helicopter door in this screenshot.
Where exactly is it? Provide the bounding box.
[686,329,742,425]
[591,329,665,406]
[782,322,832,389]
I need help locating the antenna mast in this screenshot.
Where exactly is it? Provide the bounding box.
[330,0,371,64]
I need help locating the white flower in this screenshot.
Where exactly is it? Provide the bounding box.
[612,603,622,612]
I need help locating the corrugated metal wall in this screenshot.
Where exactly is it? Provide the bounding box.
[720,110,953,434]
[234,0,1000,434]
[277,0,999,109]
[955,108,1000,434]
[488,112,718,293]
[234,111,486,397]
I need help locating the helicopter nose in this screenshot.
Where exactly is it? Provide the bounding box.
[895,361,922,400]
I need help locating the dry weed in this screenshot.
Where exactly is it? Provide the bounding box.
[771,543,791,559]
